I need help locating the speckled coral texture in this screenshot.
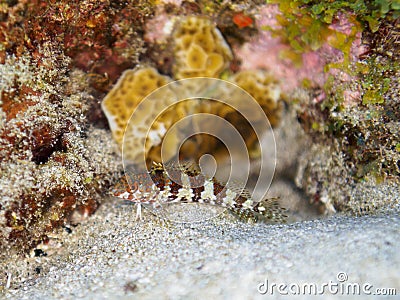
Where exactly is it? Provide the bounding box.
[0,0,147,250]
[0,53,121,251]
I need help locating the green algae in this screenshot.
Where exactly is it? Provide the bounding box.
[265,0,362,68]
[266,0,399,74]
[273,0,400,212]
[359,56,399,105]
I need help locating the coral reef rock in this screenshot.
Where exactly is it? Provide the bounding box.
[0,53,121,252]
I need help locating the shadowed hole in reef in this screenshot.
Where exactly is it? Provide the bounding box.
[31,133,68,164]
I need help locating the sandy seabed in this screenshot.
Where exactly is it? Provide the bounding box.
[1,195,399,299]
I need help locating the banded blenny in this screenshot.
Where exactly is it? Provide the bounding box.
[111,162,287,223]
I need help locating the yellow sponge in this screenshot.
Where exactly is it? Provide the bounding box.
[102,69,282,165]
[173,16,233,79]
[101,67,172,162]
[230,70,283,128]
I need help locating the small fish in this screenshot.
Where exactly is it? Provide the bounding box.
[111,162,286,223]
[233,13,253,29]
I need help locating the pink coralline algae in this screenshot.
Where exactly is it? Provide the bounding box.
[235,5,367,102]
